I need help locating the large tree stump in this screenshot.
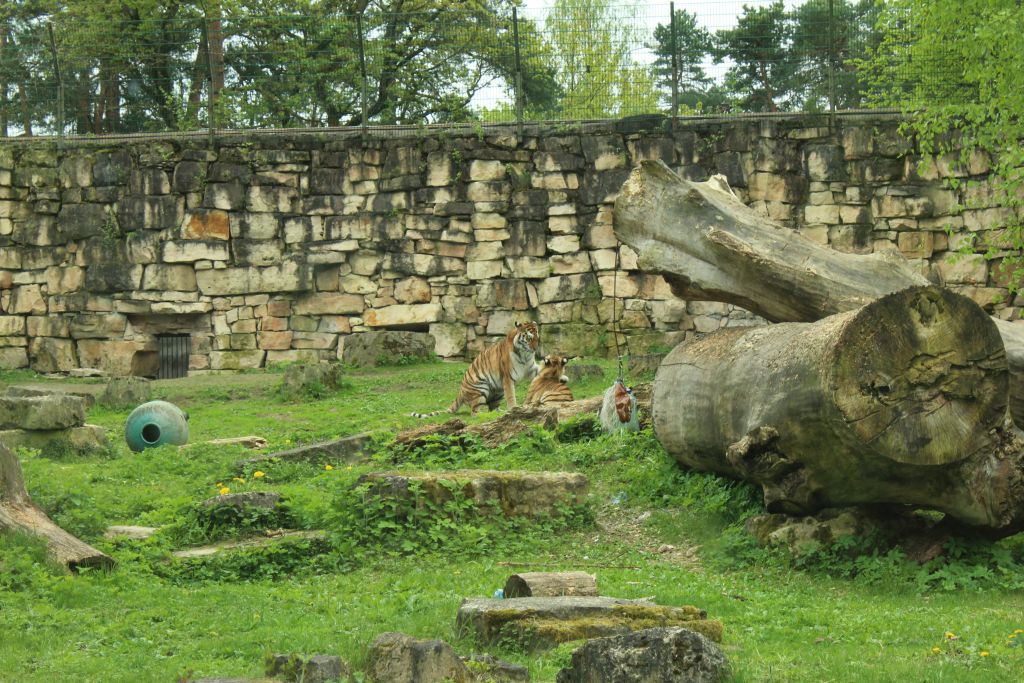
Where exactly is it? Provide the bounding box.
[0,442,113,570]
[653,286,1024,529]
[614,160,1024,426]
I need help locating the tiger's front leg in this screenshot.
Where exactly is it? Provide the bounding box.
[503,375,517,409]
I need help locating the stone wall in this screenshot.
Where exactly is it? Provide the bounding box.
[0,115,1015,375]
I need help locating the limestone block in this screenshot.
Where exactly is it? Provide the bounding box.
[551,253,591,275]
[471,212,507,230]
[59,156,93,189]
[429,322,467,357]
[340,330,436,366]
[209,350,266,370]
[11,284,46,315]
[805,144,846,181]
[598,273,638,298]
[76,339,146,376]
[142,264,198,292]
[365,632,470,683]
[0,347,28,369]
[350,251,382,276]
[0,316,25,336]
[231,212,279,240]
[804,204,841,225]
[92,151,131,185]
[548,235,580,254]
[394,277,432,304]
[182,209,230,241]
[474,228,511,242]
[504,256,550,279]
[747,173,806,203]
[383,254,464,277]
[291,332,338,350]
[56,203,109,241]
[162,241,229,263]
[340,274,378,295]
[470,160,507,181]
[466,242,504,262]
[897,231,934,259]
[69,313,127,339]
[293,292,365,315]
[548,215,578,234]
[246,185,296,213]
[27,315,68,337]
[196,259,311,296]
[538,274,599,304]
[935,253,988,285]
[363,303,442,327]
[426,151,453,186]
[29,337,78,373]
[467,181,511,203]
[537,301,576,324]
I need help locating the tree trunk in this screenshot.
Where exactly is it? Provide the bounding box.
[504,572,598,598]
[0,443,113,570]
[652,286,1024,530]
[613,160,1024,426]
[1,28,8,137]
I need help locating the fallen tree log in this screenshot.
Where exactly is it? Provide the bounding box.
[651,286,1024,531]
[614,160,1024,426]
[0,442,114,570]
[504,571,599,598]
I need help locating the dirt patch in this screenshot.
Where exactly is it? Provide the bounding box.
[594,504,702,569]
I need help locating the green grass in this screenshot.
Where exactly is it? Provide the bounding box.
[1,362,1023,682]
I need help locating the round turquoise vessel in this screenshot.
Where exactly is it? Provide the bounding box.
[125,400,189,452]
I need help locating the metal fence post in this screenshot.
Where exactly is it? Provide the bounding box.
[512,7,524,136]
[46,23,63,140]
[202,20,215,144]
[828,0,837,120]
[356,13,368,137]
[670,2,678,131]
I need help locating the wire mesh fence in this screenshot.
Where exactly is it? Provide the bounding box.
[0,1,965,139]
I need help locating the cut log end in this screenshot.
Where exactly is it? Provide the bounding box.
[830,287,1007,465]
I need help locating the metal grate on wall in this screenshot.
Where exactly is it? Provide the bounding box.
[157,334,191,379]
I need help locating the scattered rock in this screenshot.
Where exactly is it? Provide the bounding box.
[104,525,158,540]
[279,362,344,398]
[462,654,530,682]
[365,632,471,683]
[555,627,731,683]
[69,368,107,378]
[201,436,268,449]
[172,530,327,559]
[456,597,722,652]
[564,363,604,384]
[0,424,107,453]
[239,433,373,468]
[98,376,152,409]
[357,470,588,518]
[199,491,281,511]
[3,385,96,409]
[340,331,436,367]
[266,653,349,683]
[0,394,86,430]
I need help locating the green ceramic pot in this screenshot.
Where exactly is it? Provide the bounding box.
[125,400,189,452]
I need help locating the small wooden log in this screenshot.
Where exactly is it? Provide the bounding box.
[504,572,598,598]
[0,442,114,571]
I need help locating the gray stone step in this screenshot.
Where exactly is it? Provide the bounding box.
[456,596,722,652]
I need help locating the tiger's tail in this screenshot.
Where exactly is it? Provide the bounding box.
[409,397,461,419]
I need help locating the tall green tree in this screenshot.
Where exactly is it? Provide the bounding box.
[862,0,1024,292]
[543,0,658,119]
[790,0,879,111]
[713,1,797,113]
[649,7,722,112]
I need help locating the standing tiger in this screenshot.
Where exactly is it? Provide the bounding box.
[526,355,575,405]
[412,321,541,416]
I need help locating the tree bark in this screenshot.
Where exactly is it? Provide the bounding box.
[504,572,598,598]
[652,286,1024,530]
[614,160,1024,426]
[0,442,113,570]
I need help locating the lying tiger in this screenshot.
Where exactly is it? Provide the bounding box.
[525,354,575,406]
[412,321,541,416]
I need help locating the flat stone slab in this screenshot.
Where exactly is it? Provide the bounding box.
[0,424,107,452]
[267,654,349,683]
[172,530,326,559]
[456,597,722,652]
[0,394,86,430]
[104,525,158,540]
[4,385,97,409]
[357,470,588,517]
[238,433,372,468]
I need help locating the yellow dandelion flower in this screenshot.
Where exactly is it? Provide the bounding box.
[1015,629,1024,634]
[253,471,265,478]
[233,477,245,483]
[325,464,334,471]
[215,482,223,487]
[1010,634,1017,640]
[931,647,941,654]
[944,632,956,640]
[980,651,990,657]
[218,486,230,495]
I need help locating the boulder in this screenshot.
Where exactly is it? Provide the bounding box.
[279,362,344,398]
[3,385,96,409]
[98,376,152,409]
[357,470,588,518]
[0,394,86,430]
[555,627,731,683]
[266,653,349,683]
[0,424,107,453]
[339,331,436,367]
[365,632,471,683]
[456,597,722,652]
[199,491,281,511]
[239,433,372,468]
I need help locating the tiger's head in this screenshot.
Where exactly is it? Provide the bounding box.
[539,354,573,382]
[510,321,540,353]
